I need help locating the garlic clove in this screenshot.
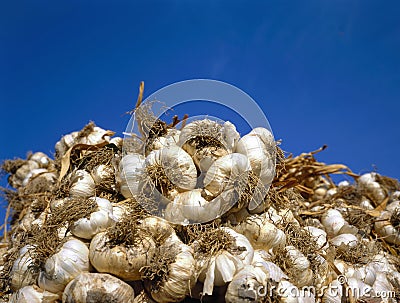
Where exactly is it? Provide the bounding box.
[28,152,51,168]
[118,154,145,198]
[10,245,37,291]
[321,209,347,236]
[62,272,135,303]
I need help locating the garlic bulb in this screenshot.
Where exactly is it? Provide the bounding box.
[145,237,196,303]
[358,172,386,203]
[62,272,134,303]
[133,290,157,303]
[196,227,254,295]
[284,246,313,287]
[70,197,115,239]
[10,245,37,291]
[9,160,39,188]
[304,226,328,250]
[374,210,400,245]
[29,152,51,168]
[145,146,197,192]
[178,119,239,152]
[9,285,59,303]
[330,233,358,248]
[55,124,112,156]
[91,164,115,187]
[321,209,348,236]
[118,154,145,198]
[69,170,96,198]
[38,238,90,294]
[321,279,343,303]
[235,128,275,186]
[225,265,264,303]
[164,189,222,224]
[146,129,180,155]
[204,153,251,197]
[89,231,155,281]
[234,215,286,252]
[252,250,288,283]
[139,216,175,243]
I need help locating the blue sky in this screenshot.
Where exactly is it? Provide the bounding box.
[1,1,400,224]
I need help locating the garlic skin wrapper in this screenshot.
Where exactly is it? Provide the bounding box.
[9,285,59,303]
[70,197,115,239]
[147,238,196,303]
[69,170,96,198]
[204,153,251,197]
[234,215,286,252]
[118,154,145,198]
[235,128,275,187]
[38,238,90,294]
[62,272,135,303]
[10,245,37,291]
[145,146,197,192]
[197,227,254,295]
[89,231,155,281]
[164,189,222,224]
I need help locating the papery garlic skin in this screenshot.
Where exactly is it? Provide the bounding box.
[357,172,386,203]
[62,272,135,303]
[252,250,288,283]
[304,226,328,250]
[374,210,400,245]
[9,160,40,188]
[118,154,145,198]
[38,238,90,294]
[321,209,347,236]
[70,197,115,239]
[91,164,115,186]
[9,285,59,303]
[29,152,51,168]
[204,153,251,197]
[284,246,313,287]
[10,245,37,291]
[69,170,96,198]
[145,146,197,191]
[89,231,155,281]
[330,233,358,248]
[146,129,180,155]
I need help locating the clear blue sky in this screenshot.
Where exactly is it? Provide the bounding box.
[1,1,400,223]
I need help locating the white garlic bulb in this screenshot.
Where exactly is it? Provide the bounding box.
[118,154,145,198]
[374,210,400,245]
[62,272,135,303]
[164,189,221,224]
[38,238,90,294]
[146,237,196,303]
[55,124,112,156]
[145,146,197,192]
[321,279,343,303]
[197,227,254,295]
[133,290,157,303]
[235,128,275,186]
[91,164,115,186]
[10,245,37,291]
[225,265,264,303]
[9,285,59,303]
[69,170,96,198]
[304,226,328,250]
[9,160,39,188]
[146,129,180,155]
[29,152,51,168]
[204,153,251,197]
[89,231,155,281]
[321,209,348,236]
[284,246,313,287]
[358,172,386,203]
[252,250,288,283]
[234,215,286,252]
[70,197,115,239]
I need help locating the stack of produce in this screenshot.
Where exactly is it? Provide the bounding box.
[0,92,399,303]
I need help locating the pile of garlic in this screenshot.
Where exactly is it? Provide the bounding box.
[0,118,399,303]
